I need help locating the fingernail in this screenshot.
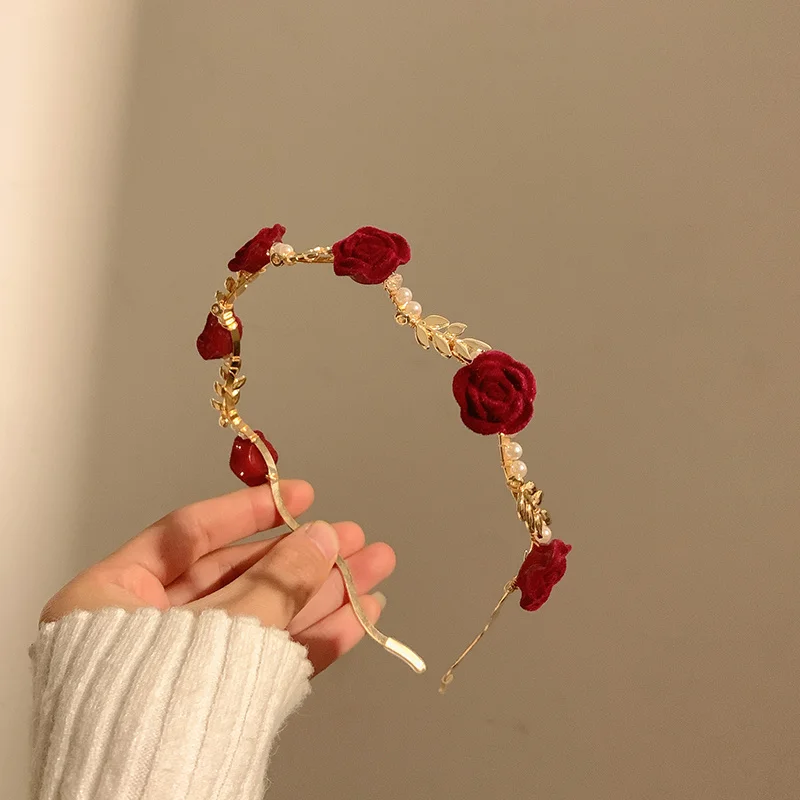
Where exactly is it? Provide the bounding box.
[372,591,387,610]
[306,520,339,560]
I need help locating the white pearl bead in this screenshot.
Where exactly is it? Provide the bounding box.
[509,459,527,479]
[538,525,553,545]
[270,242,294,261]
[503,442,523,461]
[384,273,403,291]
[394,287,413,308]
[405,301,422,319]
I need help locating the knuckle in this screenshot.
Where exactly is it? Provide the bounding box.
[265,539,327,604]
[162,507,212,560]
[273,540,326,583]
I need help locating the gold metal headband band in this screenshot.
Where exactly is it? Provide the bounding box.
[197,225,571,693]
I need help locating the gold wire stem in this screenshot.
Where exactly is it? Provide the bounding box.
[273,246,334,265]
[384,278,491,365]
[253,430,426,674]
[439,580,517,694]
[293,246,333,263]
[498,433,552,546]
[211,267,425,675]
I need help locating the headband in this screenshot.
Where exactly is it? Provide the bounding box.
[196,224,572,692]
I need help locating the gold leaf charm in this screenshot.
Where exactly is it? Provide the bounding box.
[447,322,467,337]
[432,331,452,357]
[210,398,224,412]
[460,337,491,356]
[532,489,543,506]
[423,314,449,330]
[215,290,227,305]
[452,337,492,363]
[415,324,432,349]
[452,339,471,362]
[232,375,247,390]
[213,381,224,396]
[224,276,237,293]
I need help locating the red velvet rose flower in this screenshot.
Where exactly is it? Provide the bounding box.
[332,226,411,285]
[452,350,536,435]
[516,539,571,611]
[228,224,286,273]
[230,430,279,487]
[196,312,243,360]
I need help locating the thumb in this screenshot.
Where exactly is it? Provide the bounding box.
[198,520,340,629]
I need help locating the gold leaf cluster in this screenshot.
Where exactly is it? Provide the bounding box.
[210,369,247,427]
[410,314,491,363]
[206,271,256,428]
[511,479,551,538]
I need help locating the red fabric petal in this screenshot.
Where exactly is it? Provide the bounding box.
[229,430,279,487]
[389,232,412,263]
[516,539,571,611]
[452,350,537,435]
[451,363,472,402]
[482,379,510,402]
[332,226,411,284]
[465,383,485,415]
[459,408,495,435]
[514,398,535,431]
[228,224,286,273]
[196,312,243,360]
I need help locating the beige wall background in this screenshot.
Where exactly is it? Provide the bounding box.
[2,1,799,798]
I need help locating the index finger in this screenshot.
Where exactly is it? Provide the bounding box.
[106,480,315,585]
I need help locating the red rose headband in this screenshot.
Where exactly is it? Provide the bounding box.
[196,224,572,692]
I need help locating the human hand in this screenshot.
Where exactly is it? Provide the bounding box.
[40,480,394,675]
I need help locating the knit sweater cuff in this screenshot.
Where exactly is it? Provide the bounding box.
[29,607,313,800]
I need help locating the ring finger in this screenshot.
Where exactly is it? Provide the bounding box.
[287,541,395,634]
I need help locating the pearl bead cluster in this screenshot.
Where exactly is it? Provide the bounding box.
[269,242,295,265]
[384,273,422,321]
[502,439,527,480]
[501,439,552,543]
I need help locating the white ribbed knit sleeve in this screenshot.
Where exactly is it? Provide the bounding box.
[29,607,313,800]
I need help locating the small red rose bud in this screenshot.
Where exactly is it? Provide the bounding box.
[228,224,286,273]
[230,430,279,487]
[516,539,571,611]
[196,312,243,360]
